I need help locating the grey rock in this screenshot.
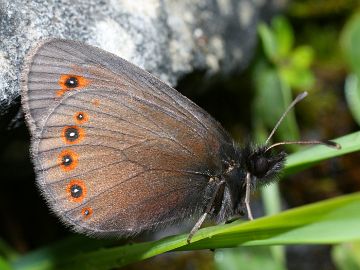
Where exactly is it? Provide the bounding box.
[0,0,285,112]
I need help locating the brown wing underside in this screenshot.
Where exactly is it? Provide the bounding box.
[22,39,233,236]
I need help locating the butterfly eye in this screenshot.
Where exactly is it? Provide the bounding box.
[253,157,269,178]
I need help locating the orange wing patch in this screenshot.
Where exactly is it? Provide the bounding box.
[57,74,90,97]
[91,99,100,107]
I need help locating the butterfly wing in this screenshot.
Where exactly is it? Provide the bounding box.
[22,39,235,236]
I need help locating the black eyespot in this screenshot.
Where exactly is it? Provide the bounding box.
[70,184,83,198]
[77,113,84,120]
[82,207,93,218]
[65,77,79,88]
[64,127,79,142]
[62,154,73,166]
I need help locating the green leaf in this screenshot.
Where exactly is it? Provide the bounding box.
[345,73,360,126]
[214,246,286,270]
[0,238,18,261]
[272,16,294,58]
[291,45,314,69]
[261,184,282,217]
[260,185,286,268]
[0,257,12,270]
[12,237,116,270]
[332,241,360,270]
[341,13,360,76]
[279,67,315,89]
[258,16,294,62]
[279,45,315,89]
[285,131,360,175]
[258,23,277,61]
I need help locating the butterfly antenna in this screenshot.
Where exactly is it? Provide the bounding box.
[264,91,341,152]
[266,140,341,152]
[265,91,308,145]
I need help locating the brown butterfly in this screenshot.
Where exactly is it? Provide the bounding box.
[21,39,339,243]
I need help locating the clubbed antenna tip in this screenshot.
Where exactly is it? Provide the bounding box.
[323,140,341,149]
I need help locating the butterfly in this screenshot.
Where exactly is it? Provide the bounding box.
[21,39,339,243]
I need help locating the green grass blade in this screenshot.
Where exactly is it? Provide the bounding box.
[345,74,360,126]
[0,238,18,261]
[284,131,360,175]
[332,241,360,270]
[0,257,13,270]
[214,246,286,270]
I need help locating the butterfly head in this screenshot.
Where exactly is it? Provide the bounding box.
[241,144,286,185]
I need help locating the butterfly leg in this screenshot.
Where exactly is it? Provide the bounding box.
[187,179,225,243]
[245,172,254,220]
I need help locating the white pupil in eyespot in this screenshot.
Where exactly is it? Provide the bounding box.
[69,132,76,137]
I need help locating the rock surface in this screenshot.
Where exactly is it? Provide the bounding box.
[0,0,285,112]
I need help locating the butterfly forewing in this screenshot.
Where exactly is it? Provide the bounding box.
[22,39,230,142]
